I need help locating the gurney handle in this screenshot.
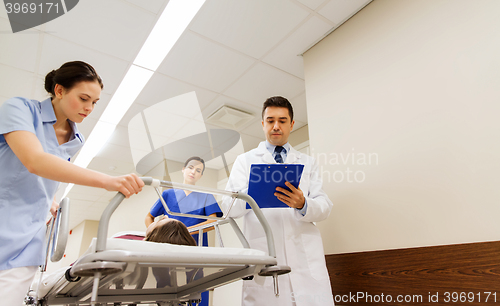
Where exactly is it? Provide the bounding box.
[51,197,70,262]
[43,197,70,270]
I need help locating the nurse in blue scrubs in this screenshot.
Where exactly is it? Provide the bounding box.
[145,156,222,246]
[0,61,144,305]
[145,156,222,306]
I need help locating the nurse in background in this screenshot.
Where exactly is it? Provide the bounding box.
[145,156,222,306]
[0,61,144,306]
[145,156,222,245]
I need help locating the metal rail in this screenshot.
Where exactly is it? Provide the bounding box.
[96,177,276,258]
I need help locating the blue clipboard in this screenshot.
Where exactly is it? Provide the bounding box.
[246,164,304,209]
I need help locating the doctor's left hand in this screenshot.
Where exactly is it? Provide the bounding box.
[275,182,305,209]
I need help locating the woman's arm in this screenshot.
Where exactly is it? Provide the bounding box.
[4,130,143,197]
[145,213,155,227]
[187,213,218,234]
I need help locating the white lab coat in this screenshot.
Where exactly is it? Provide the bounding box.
[224,141,334,306]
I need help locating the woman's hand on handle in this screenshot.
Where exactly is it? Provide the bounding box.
[104,173,144,198]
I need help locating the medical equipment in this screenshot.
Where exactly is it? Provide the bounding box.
[27,177,290,306]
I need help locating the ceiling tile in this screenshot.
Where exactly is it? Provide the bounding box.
[31,76,50,101]
[189,0,310,59]
[38,35,129,96]
[240,133,265,152]
[170,119,208,141]
[262,16,331,79]
[122,0,167,14]
[0,18,40,72]
[318,0,371,24]
[69,184,108,197]
[293,120,307,131]
[0,6,8,20]
[86,93,111,122]
[133,72,218,110]
[296,0,326,11]
[77,117,97,139]
[144,111,191,149]
[239,118,265,139]
[0,63,37,98]
[44,0,157,62]
[119,102,147,127]
[88,156,136,175]
[223,63,305,107]
[96,143,133,164]
[157,31,255,92]
[98,191,120,203]
[107,125,131,147]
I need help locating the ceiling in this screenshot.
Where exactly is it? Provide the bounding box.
[0,0,371,229]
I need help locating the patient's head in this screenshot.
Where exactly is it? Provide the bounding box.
[145,218,196,246]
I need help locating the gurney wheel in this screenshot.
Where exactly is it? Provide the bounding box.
[71,261,127,277]
[65,268,81,282]
[24,295,35,305]
[258,265,291,277]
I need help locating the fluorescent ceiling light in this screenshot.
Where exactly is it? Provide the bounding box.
[62,0,205,198]
[99,65,154,125]
[63,121,117,197]
[74,121,117,168]
[134,0,206,71]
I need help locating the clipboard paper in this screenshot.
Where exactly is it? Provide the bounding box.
[246,164,304,209]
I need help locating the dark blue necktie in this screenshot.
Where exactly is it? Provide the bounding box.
[274,146,285,163]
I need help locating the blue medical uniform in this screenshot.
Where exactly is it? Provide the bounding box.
[0,97,84,271]
[150,189,222,246]
[150,189,222,306]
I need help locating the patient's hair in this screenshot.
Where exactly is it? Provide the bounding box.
[144,219,196,246]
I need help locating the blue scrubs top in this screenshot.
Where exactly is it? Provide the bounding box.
[150,189,222,246]
[0,97,84,270]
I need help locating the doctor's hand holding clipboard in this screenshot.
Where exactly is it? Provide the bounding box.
[247,164,305,209]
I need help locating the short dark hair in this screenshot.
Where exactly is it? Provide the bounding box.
[184,156,205,174]
[44,61,103,97]
[144,219,197,246]
[262,96,294,122]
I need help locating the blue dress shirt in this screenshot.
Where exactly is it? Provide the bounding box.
[0,97,84,270]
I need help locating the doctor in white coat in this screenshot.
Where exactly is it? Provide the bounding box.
[224,96,334,306]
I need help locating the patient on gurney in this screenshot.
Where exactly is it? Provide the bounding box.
[146,217,203,288]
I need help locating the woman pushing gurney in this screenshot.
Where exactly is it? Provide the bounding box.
[0,61,144,306]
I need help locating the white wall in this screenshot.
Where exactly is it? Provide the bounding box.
[303,0,500,254]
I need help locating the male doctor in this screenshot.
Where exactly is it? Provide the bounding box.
[224,96,334,305]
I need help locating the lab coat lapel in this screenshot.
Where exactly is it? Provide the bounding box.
[256,141,276,164]
[285,145,301,164]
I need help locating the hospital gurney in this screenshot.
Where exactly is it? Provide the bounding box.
[27,177,290,306]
